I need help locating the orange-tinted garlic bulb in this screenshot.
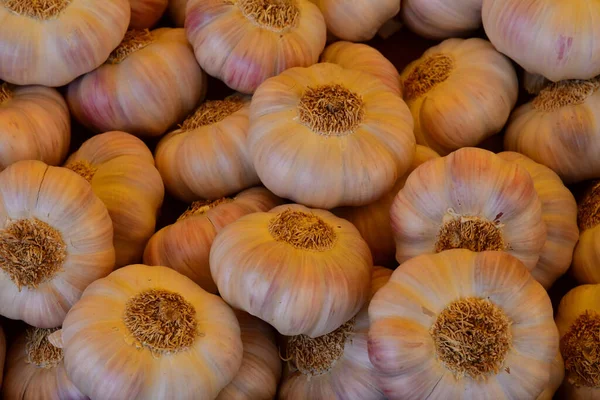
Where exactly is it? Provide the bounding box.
[391,148,547,271]
[0,160,115,328]
[400,38,518,155]
[369,250,558,399]
[168,0,187,26]
[0,0,130,87]
[217,311,282,400]
[65,131,164,267]
[67,28,206,138]
[320,41,402,97]
[572,181,600,284]
[144,187,283,293]
[498,152,579,289]
[186,0,326,94]
[0,83,70,171]
[310,0,400,42]
[401,0,483,39]
[61,265,243,400]
[130,0,168,28]
[156,95,260,202]
[210,204,373,338]
[333,145,439,266]
[279,266,392,400]
[249,62,415,209]
[2,327,86,400]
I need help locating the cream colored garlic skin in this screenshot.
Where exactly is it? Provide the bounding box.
[186,0,326,94]
[504,78,600,184]
[537,352,565,400]
[401,0,482,39]
[3,328,86,400]
[311,0,399,42]
[67,28,206,137]
[144,187,283,294]
[369,250,558,399]
[168,0,187,26]
[400,38,518,155]
[65,131,165,268]
[217,310,282,400]
[61,265,243,400]
[0,160,115,328]
[483,0,600,82]
[320,41,402,97]
[572,182,600,284]
[279,266,392,400]
[498,152,579,289]
[0,83,70,171]
[130,0,168,28]
[0,0,130,86]
[391,147,547,271]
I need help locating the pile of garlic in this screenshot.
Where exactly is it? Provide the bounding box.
[0,1,598,399]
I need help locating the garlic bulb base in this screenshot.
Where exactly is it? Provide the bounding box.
[3,0,71,19]
[430,296,511,379]
[578,182,600,231]
[532,78,600,112]
[268,209,337,251]
[436,212,505,253]
[25,327,63,369]
[65,160,97,183]
[177,198,235,222]
[560,310,600,388]
[107,29,155,64]
[403,54,454,100]
[237,0,300,31]
[181,97,245,130]
[0,218,67,290]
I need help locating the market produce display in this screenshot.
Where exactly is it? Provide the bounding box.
[0,1,598,399]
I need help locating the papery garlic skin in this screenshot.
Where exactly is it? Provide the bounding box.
[217,311,282,400]
[320,41,402,97]
[249,62,415,209]
[0,83,70,171]
[572,182,600,284]
[67,28,206,138]
[210,204,373,338]
[130,0,168,28]
[168,0,187,26]
[186,0,326,94]
[482,0,600,82]
[391,148,547,270]
[333,145,439,266]
[0,0,130,86]
[504,78,600,184]
[279,266,392,400]
[3,328,86,400]
[156,96,259,202]
[144,187,283,293]
[498,152,578,289]
[400,38,518,155]
[311,0,399,42]
[0,161,115,328]
[369,250,558,399]
[65,131,165,268]
[62,264,243,400]
[401,0,482,39]
[537,352,565,400]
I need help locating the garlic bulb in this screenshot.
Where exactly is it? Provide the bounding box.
[391,148,547,270]
[572,181,600,284]
[401,0,482,39]
[144,187,283,293]
[130,0,168,28]
[217,311,282,400]
[210,204,373,337]
[555,284,600,398]
[523,71,552,95]
[369,250,558,399]
[333,145,439,266]
[61,264,243,400]
[0,0,130,87]
[0,82,70,171]
[400,38,518,155]
[279,266,392,400]
[168,0,187,26]
[67,28,206,138]
[249,62,415,209]
[498,152,579,289]
[482,0,600,82]
[504,78,600,183]
[65,131,164,268]
[0,325,5,389]
[320,41,402,97]
[537,352,565,400]
[0,160,115,328]
[2,327,86,399]
[310,0,400,42]
[186,0,326,94]
[156,95,260,202]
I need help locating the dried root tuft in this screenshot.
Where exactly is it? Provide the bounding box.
[268,208,337,251]
[533,78,600,112]
[403,54,454,100]
[561,311,600,388]
[26,327,63,369]
[107,29,154,65]
[177,198,234,221]
[236,0,299,31]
